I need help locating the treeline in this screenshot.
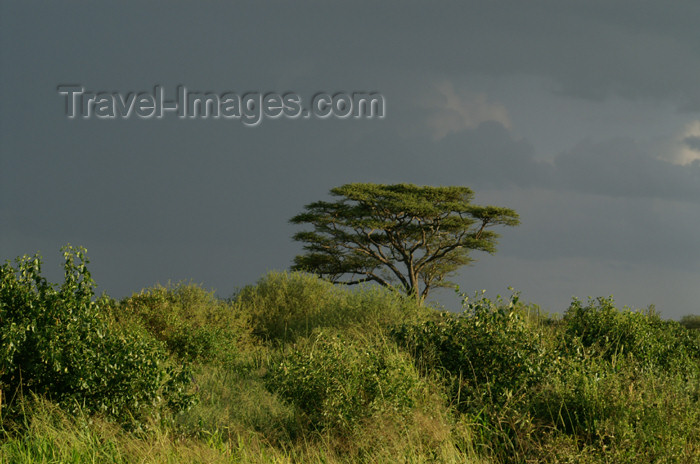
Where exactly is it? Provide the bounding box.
[1,247,699,463]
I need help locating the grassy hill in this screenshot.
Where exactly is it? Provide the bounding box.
[1,248,699,463]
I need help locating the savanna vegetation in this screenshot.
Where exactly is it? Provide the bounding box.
[1,246,699,463]
[291,183,519,304]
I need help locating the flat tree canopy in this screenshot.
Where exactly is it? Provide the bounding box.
[290,183,519,304]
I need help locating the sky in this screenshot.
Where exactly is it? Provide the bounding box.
[2,1,699,319]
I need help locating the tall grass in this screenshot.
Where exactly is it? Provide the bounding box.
[2,271,700,463]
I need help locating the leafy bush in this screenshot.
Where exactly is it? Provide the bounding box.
[235,271,422,344]
[115,283,253,365]
[392,291,548,412]
[235,272,336,344]
[264,331,426,433]
[562,297,700,371]
[0,246,193,424]
[680,314,700,330]
[531,354,626,440]
[530,352,700,461]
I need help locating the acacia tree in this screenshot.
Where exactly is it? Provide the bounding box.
[290,183,520,304]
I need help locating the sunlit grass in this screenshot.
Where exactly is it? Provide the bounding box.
[2,272,700,463]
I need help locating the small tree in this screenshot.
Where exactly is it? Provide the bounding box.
[680,315,700,330]
[290,183,519,304]
[0,246,194,424]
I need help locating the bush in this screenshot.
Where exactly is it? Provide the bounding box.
[115,283,253,365]
[234,272,336,344]
[235,271,423,344]
[0,246,193,425]
[264,330,426,434]
[530,353,700,461]
[562,297,700,372]
[392,291,548,412]
[681,314,700,330]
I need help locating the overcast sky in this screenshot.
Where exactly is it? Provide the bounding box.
[2,1,699,318]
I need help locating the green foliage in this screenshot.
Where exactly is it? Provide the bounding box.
[172,364,298,444]
[0,247,193,425]
[392,291,548,412]
[562,297,700,371]
[530,354,700,461]
[115,282,253,365]
[0,392,474,464]
[523,299,700,459]
[2,252,700,463]
[234,272,336,344]
[290,183,519,303]
[264,331,426,434]
[680,314,700,330]
[235,271,424,345]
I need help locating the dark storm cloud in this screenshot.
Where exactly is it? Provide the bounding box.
[683,136,700,152]
[456,1,700,107]
[497,188,700,270]
[396,123,700,274]
[430,122,556,189]
[3,0,700,317]
[414,122,700,205]
[273,0,700,109]
[553,138,700,202]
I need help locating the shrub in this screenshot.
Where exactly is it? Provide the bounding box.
[527,299,700,460]
[680,314,700,331]
[264,330,426,434]
[0,246,193,425]
[115,283,253,365]
[235,272,336,344]
[391,291,548,412]
[562,297,700,372]
[235,271,423,344]
[530,353,700,461]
